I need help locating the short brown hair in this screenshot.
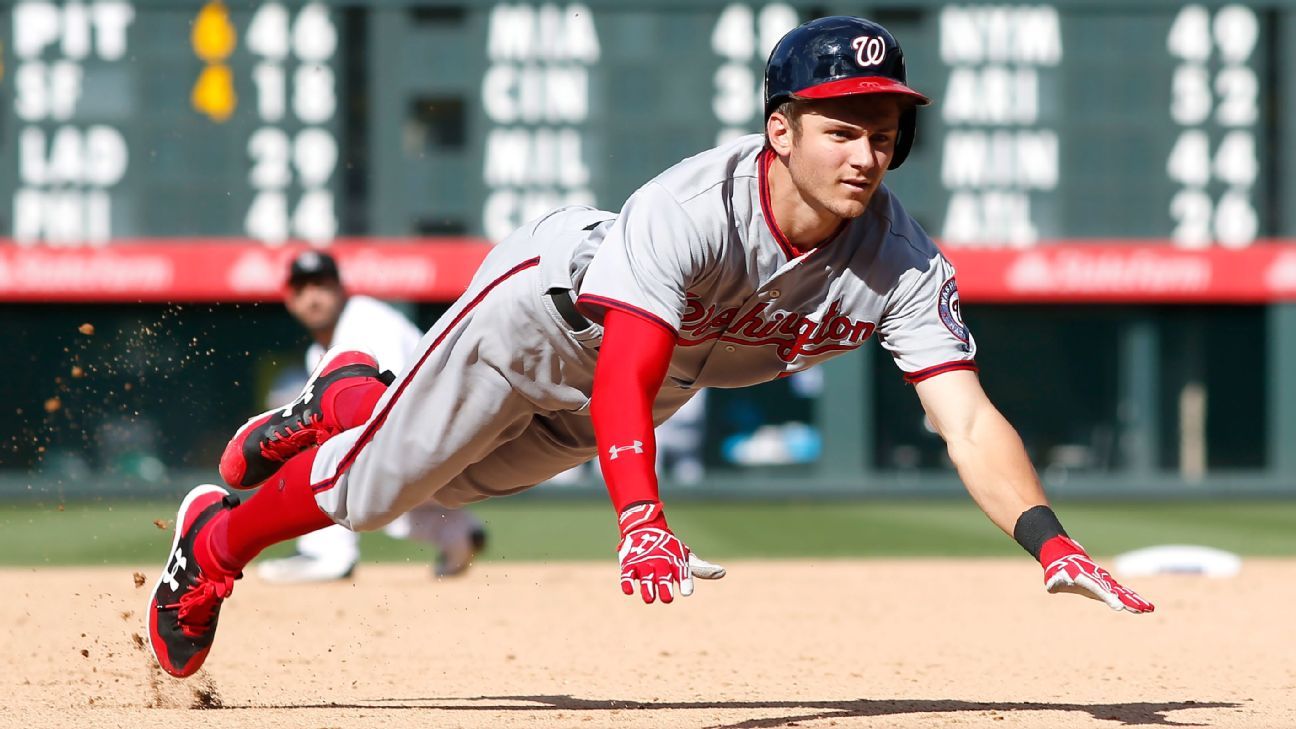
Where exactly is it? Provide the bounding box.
[764,99,805,147]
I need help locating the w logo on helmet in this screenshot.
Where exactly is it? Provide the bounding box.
[851,35,887,66]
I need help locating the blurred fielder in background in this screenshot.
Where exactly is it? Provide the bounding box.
[255,250,486,583]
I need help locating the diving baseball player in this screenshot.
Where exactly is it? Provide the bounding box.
[149,16,1153,678]
[253,251,487,583]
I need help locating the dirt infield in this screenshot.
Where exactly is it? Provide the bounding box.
[2,559,1292,728]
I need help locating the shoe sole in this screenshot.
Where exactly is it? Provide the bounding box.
[220,411,276,487]
[221,348,378,488]
[231,347,359,439]
[147,483,229,678]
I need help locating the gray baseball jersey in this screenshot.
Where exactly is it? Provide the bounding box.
[310,134,976,531]
[576,134,976,386]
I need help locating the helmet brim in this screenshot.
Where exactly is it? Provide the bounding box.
[793,77,931,107]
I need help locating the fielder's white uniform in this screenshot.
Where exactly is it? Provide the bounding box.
[309,135,977,531]
[288,295,484,568]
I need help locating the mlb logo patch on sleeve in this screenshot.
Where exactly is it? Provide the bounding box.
[938,277,968,343]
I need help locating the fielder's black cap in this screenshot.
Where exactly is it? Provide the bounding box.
[287,250,341,286]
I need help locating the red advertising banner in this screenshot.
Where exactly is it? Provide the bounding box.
[944,241,1296,303]
[1,238,1294,304]
[0,239,493,303]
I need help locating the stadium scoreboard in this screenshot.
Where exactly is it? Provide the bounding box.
[1,1,1294,302]
[1,0,343,244]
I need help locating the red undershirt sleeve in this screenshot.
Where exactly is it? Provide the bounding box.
[592,308,675,515]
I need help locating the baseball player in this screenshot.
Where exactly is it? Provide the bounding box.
[252,251,488,583]
[148,16,1153,679]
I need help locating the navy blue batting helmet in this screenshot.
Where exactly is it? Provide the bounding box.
[764,16,929,169]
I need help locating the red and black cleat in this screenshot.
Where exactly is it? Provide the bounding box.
[147,484,239,678]
[219,350,391,489]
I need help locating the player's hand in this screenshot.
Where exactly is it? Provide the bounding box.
[616,501,691,604]
[1041,536,1154,614]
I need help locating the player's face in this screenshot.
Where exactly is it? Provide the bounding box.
[284,278,345,334]
[784,96,904,219]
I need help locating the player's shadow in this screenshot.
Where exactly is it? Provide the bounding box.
[254,694,1239,727]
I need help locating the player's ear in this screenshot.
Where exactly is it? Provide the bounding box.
[766,112,794,155]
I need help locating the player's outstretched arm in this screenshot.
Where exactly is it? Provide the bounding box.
[913,370,1154,614]
[592,309,694,604]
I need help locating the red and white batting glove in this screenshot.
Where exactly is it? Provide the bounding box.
[617,501,692,605]
[1041,536,1155,613]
